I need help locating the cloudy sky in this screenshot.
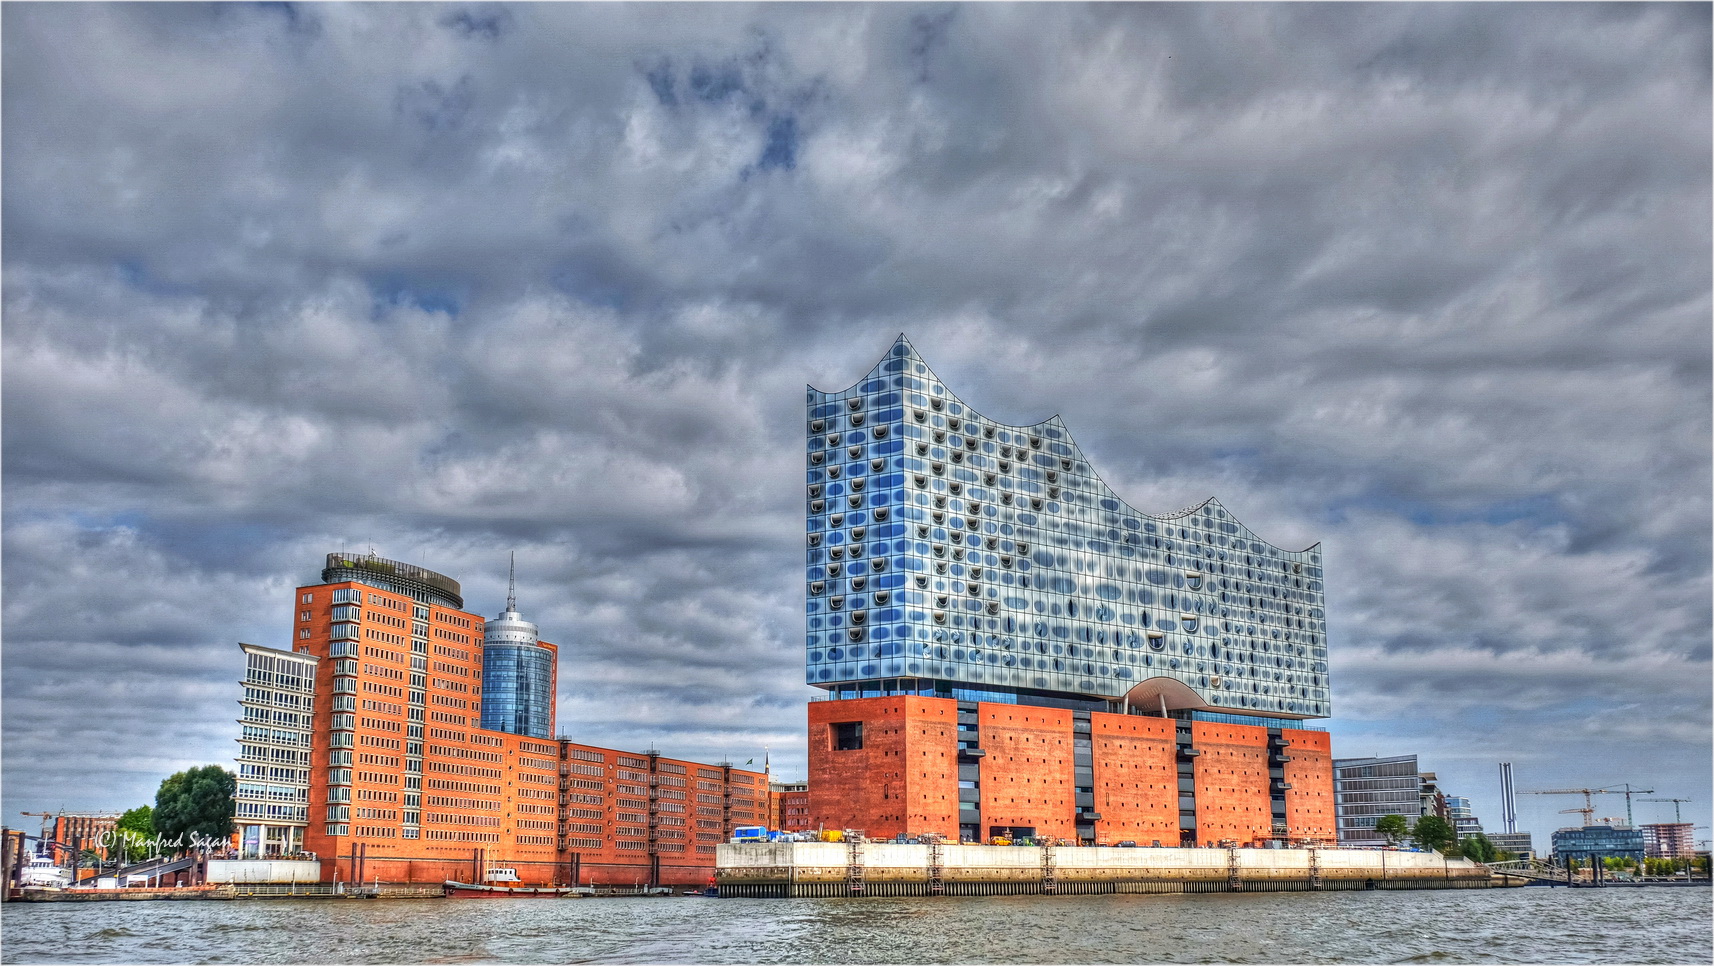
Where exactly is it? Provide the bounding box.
[4,3,1709,843]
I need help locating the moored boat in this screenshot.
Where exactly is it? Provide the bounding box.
[443,867,585,898]
[20,854,73,889]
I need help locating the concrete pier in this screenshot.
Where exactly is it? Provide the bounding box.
[716,843,1491,897]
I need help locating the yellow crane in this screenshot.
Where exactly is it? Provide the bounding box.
[1526,788,1626,825]
[18,811,56,842]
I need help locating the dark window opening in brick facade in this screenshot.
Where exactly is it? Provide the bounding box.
[832,721,864,751]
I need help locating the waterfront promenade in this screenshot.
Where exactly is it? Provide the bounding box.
[716,841,1491,896]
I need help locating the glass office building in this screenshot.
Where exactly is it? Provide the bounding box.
[805,335,1329,720]
[1552,825,1645,863]
[481,602,556,740]
[1334,755,1424,845]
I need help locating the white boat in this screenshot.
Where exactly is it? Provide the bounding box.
[443,867,585,899]
[21,854,73,888]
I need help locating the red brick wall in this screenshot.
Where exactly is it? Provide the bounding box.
[804,696,1330,850]
[975,703,1076,843]
[807,696,958,839]
[1191,721,1273,845]
[1282,729,1335,844]
[1090,712,1178,846]
[556,744,767,887]
[779,790,813,831]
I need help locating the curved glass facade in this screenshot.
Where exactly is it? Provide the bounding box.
[805,336,1329,720]
[480,611,555,739]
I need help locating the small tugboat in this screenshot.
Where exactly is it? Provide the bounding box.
[443,867,586,898]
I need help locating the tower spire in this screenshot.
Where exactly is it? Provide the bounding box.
[507,551,517,613]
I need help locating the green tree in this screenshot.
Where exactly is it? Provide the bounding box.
[1374,814,1411,847]
[1459,832,1497,863]
[1411,815,1457,854]
[113,805,155,863]
[153,765,236,851]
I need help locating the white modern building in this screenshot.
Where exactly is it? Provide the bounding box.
[235,642,318,857]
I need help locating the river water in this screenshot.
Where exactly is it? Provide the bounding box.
[2,887,1709,964]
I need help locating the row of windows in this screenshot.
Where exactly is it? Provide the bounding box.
[426,812,501,827]
[429,744,503,763]
[428,761,501,779]
[424,795,500,811]
[241,706,313,729]
[427,778,501,795]
[242,687,313,710]
[424,829,499,843]
[236,802,307,820]
[242,652,316,693]
[435,611,473,629]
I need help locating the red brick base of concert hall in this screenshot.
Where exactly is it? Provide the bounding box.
[806,696,1333,846]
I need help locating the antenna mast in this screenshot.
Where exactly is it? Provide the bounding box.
[507,551,517,612]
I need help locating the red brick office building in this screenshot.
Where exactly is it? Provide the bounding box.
[242,553,765,887]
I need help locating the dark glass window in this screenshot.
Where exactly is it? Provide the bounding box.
[831,721,864,751]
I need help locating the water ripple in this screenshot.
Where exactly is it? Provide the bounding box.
[2,888,1709,964]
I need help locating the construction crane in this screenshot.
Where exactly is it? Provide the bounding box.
[1527,789,1626,825]
[1638,798,1692,824]
[18,812,56,842]
[1599,784,1654,828]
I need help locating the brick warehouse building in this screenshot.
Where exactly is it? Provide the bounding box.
[239,553,766,887]
[802,337,1335,846]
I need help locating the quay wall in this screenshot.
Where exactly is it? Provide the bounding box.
[716,843,1490,897]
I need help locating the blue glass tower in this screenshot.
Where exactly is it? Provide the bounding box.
[480,558,556,739]
[805,336,1329,721]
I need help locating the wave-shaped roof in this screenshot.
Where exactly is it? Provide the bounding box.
[811,334,1319,556]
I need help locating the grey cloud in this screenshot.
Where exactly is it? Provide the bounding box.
[3,3,1707,833]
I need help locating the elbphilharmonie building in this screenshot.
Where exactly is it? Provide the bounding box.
[803,336,1336,846]
[806,335,1328,720]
